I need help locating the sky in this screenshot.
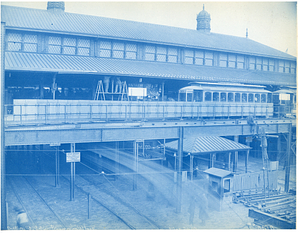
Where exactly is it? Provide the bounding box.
[1,0,298,57]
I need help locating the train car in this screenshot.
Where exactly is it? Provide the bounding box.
[272,87,296,118]
[178,82,273,118]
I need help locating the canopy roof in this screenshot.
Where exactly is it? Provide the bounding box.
[203,167,232,178]
[5,52,296,86]
[165,136,251,154]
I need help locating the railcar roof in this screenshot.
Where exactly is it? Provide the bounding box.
[1,5,296,61]
[179,85,271,93]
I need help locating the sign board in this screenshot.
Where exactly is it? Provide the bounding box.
[279,93,290,101]
[128,87,147,97]
[66,152,81,163]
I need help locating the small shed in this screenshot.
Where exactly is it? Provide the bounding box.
[203,167,233,198]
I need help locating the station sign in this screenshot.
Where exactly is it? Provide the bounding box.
[66,152,81,163]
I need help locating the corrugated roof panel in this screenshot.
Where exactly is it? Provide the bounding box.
[165,136,251,154]
[5,52,296,86]
[1,5,296,60]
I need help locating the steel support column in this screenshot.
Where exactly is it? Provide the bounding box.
[55,146,60,187]
[189,154,194,181]
[70,143,75,201]
[176,127,183,213]
[277,134,281,161]
[233,136,239,172]
[284,124,292,192]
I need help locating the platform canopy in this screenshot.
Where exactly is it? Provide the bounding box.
[164,136,251,155]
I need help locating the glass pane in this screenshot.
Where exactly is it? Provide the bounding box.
[24,34,37,43]
[7,42,21,51]
[255,94,260,103]
[228,61,236,68]
[269,65,274,72]
[78,39,90,47]
[113,42,124,50]
[256,57,262,64]
[157,46,166,54]
[99,49,111,57]
[242,93,247,102]
[228,54,236,61]
[49,36,61,45]
[168,55,177,63]
[185,49,193,57]
[205,92,211,101]
[179,92,186,101]
[237,62,244,69]
[194,90,203,102]
[261,94,266,103]
[267,93,272,103]
[113,50,124,58]
[168,47,177,55]
[249,57,255,63]
[126,43,137,51]
[221,93,227,102]
[205,59,213,66]
[235,93,240,102]
[157,54,166,62]
[48,45,61,54]
[220,53,227,60]
[145,45,155,53]
[195,50,204,58]
[187,93,193,102]
[125,51,137,59]
[195,58,203,65]
[213,92,219,102]
[273,94,279,104]
[248,94,254,102]
[237,55,244,62]
[205,51,213,59]
[63,37,76,46]
[185,57,193,64]
[100,41,111,49]
[145,53,155,61]
[62,46,76,55]
[228,93,233,102]
[8,33,22,42]
[24,43,37,52]
[78,47,90,56]
[220,61,227,67]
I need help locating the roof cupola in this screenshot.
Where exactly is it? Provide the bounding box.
[196,5,211,33]
[47,1,65,13]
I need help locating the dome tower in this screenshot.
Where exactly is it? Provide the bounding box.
[196,5,211,33]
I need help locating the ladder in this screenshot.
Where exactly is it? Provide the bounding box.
[94,80,105,100]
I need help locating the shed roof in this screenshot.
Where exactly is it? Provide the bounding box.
[203,167,232,178]
[4,52,296,86]
[1,5,296,61]
[165,136,251,154]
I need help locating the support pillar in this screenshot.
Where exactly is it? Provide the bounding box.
[115,141,120,180]
[228,152,231,171]
[284,124,292,192]
[132,140,140,191]
[70,143,75,201]
[55,146,60,187]
[176,127,183,213]
[277,134,281,162]
[233,136,239,172]
[189,154,194,181]
[245,147,250,173]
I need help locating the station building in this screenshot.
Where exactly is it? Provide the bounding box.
[1,2,297,227]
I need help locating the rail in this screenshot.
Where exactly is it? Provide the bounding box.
[4,100,275,126]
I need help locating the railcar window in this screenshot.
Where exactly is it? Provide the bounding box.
[248,94,254,102]
[179,92,186,102]
[205,92,212,101]
[261,94,266,103]
[213,92,219,102]
[187,93,193,102]
[235,93,241,102]
[267,93,272,103]
[194,90,203,102]
[221,93,227,102]
[228,93,234,102]
[255,94,260,103]
[242,93,247,102]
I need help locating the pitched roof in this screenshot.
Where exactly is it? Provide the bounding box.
[1,5,296,61]
[165,136,251,154]
[5,52,296,86]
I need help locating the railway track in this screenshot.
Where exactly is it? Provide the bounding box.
[8,176,67,229]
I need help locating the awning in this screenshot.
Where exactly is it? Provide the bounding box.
[5,52,296,86]
[203,167,232,178]
[164,136,251,155]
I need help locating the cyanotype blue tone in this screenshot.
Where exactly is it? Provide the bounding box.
[1,1,296,230]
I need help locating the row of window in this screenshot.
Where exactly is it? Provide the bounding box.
[180,90,272,103]
[6,32,296,74]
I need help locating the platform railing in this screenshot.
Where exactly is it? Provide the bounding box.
[4,101,274,126]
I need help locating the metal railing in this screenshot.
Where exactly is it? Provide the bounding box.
[4,102,274,126]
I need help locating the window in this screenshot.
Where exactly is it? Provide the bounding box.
[99,41,112,57]
[267,93,272,103]
[213,92,219,102]
[7,33,22,51]
[228,93,234,102]
[242,93,247,102]
[23,34,37,52]
[62,37,76,55]
[195,50,204,65]
[291,62,296,74]
[284,61,290,73]
[237,55,244,69]
[205,51,213,66]
[194,90,203,102]
[256,58,262,70]
[125,43,137,59]
[187,92,193,102]
[184,49,194,64]
[205,92,212,101]
[263,58,269,71]
[145,45,155,61]
[249,57,256,70]
[228,54,236,68]
[279,60,284,73]
[255,94,260,103]
[112,42,124,59]
[48,36,61,54]
[167,47,178,63]
[179,92,186,101]
[221,92,227,102]
[235,93,241,102]
[156,46,167,62]
[219,53,227,67]
[78,39,90,56]
[261,94,266,103]
[248,94,254,102]
[269,59,275,72]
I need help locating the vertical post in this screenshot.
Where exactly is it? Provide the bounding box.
[277,134,281,162]
[162,82,165,101]
[261,128,269,197]
[176,127,183,213]
[212,153,216,168]
[115,141,119,180]
[88,193,91,219]
[233,136,239,172]
[55,146,60,187]
[133,141,137,191]
[228,152,231,171]
[70,143,75,201]
[245,145,250,173]
[52,74,57,100]
[1,21,7,230]
[189,154,194,181]
[284,124,292,192]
